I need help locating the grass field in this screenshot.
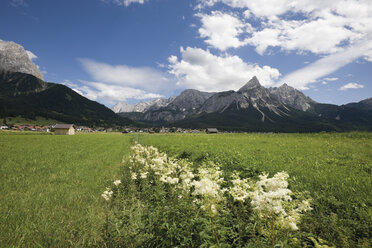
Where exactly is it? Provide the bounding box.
[0,133,131,247]
[136,132,372,247]
[1,132,371,247]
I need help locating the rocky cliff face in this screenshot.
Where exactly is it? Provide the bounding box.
[0,40,43,80]
[269,83,314,111]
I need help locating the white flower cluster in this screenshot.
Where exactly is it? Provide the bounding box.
[101,188,113,201]
[191,162,226,215]
[113,180,121,186]
[130,143,195,191]
[229,172,251,202]
[250,172,292,218]
[129,144,228,215]
[122,144,312,227]
[230,171,312,231]
[101,180,121,201]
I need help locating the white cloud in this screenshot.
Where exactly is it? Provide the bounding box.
[324,77,338,81]
[102,0,146,7]
[26,50,37,61]
[248,15,356,55]
[62,80,162,106]
[10,0,28,7]
[280,40,372,89]
[196,0,372,57]
[78,58,172,91]
[168,47,280,92]
[76,58,176,106]
[197,11,252,51]
[339,82,364,91]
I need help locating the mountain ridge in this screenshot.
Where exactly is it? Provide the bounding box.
[0,70,133,126]
[114,76,372,132]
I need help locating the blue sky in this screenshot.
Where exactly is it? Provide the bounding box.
[1,0,371,107]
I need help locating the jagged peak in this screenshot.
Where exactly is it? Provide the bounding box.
[0,40,44,80]
[238,76,261,92]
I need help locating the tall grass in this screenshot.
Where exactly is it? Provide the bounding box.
[0,133,131,247]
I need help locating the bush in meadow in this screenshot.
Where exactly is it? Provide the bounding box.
[100,144,317,247]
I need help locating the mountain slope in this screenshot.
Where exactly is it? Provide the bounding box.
[0,71,133,126]
[269,83,314,111]
[345,97,372,113]
[307,102,372,129]
[175,105,340,132]
[0,69,47,95]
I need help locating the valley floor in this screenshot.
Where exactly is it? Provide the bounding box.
[0,132,371,247]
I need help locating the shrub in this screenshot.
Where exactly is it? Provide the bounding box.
[100,144,315,247]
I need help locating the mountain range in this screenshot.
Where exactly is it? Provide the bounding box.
[1,40,371,131]
[114,77,372,132]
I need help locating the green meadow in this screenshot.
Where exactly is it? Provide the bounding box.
[0,132,371,247]
[0,133,131,247]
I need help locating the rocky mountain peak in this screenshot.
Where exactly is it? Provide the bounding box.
[238,76,261,92]
[269,83,314,111]
[279,83,290,89]
[0,40,43,80]
[168,89,214,111]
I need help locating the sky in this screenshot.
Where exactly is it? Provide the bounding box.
[1,0,371,107]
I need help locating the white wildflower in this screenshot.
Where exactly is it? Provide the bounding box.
[113,180,121,186]
[297,200,313,212]
[249,171,312,232]
[101,188,113,201]
[288,222,298,231]
[131,172,137,180]
[192,178,221,198]
[160,175,179,184]
[229,172,251,202]
[210,204,217,215]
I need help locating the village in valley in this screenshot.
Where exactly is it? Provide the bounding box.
[0,122,220,135]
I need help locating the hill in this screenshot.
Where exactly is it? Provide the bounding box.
[0,70,133,126]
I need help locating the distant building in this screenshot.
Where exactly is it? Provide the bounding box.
[206,128,218,134]
[76,126,91,132]
[54,124,75,135]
